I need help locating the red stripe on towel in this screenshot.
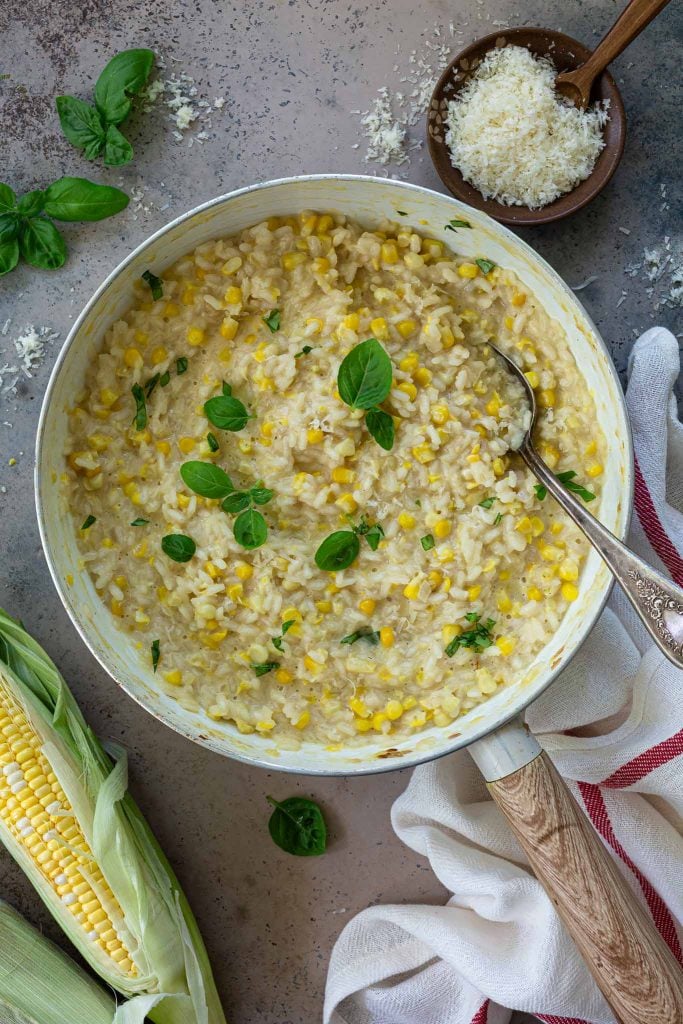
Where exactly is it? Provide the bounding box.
[601,731,683,788]
[470,999,489,1024]
[633,458,683,586]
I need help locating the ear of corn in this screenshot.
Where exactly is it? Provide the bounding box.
[0,608,226,1024]
[0,898,115,1024]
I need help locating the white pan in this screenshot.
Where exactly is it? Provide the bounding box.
[35,176,683,1022]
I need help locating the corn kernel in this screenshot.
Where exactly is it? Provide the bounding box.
[150,346,167,365]
[550,521,564,535]
[164,670,183,686]
[442,624,461,644]
[283,607,302,622]
[282,251,307,271]
[187,327,205,347]
[371,712,387,732]
[355,718,373,733]
[530,516,545,537]
[224,286,242,304]
[433,519,451,539]
[204,561,223,580]
[414,367,432,387]
[457,262,479,279]
[397,320,416,339]
[485,393,501,416]
[332,466,355,484]
[397,381,417,400]
[540,544,562,562]
[110,599,124,617]
[275,669,293,685]
[497,592,512,613]
[304,655,322,674]
[379,626,394,648]
[385,700,403,721]
[349,697,369,718]
[421,238,443,258]
[585,440,597,456]
[220,317,238,340]
[440,327,456,349]
[524,370,540,389]
[134,329,149,345]
[176,492,190,509]
[398,512,415,530]
[358,598,376,616]
[307,428,324,444]
[403,579,421,600]
[305,317,324,335]
[227,583,243,602]
[163,302,179,318]
[370,317,388,340]
[312,256,330,274]
[540,444,560,469]
[342,312,360,331]
[527,586,543,601]
[412,443,435,465]
[294,711,310,730]
[317,214,334,232]
[496,636,516,656]
[516,516,533,535]
[561,582,579,602]
[336,494,357,514]
[99,387,119,407]
[558,558,579,582]
[124,347,143,369]
[468,585,482,602]
[539,389,556,409]
[315,600,332,613]
[587,463,603,478]
[180,285,196,305]
[380,241,399,264]
[511,291,527,307]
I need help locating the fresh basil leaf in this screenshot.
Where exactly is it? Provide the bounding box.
[151,638,160,672]
[534,483,547,501]
[221,491,251,514]
[204,394,251,432]
[266,796,327,857]
[141,269,163,300]
[365,407,395,451]
[55,96,106,159]
[446,613,496,656]
[131,383,147,430]
[0,238,19,276]
[295,345,313,358]
[315,530,360,571]
[159,371,171,387]
[272,636,284,652]
[144,373,160,398]
[476,258,496,275]
[340,628,379,646]
[94,48,155,125]
[535,471,595,504]
[221,381,232,396]
[17,190,46,217]
[0,184,16,212]
[19,219,67,270]
[396,210,408,216]
[421,533,435,551]
[250,486,273,506]
[478,496,497,509]
[176,356,188,375]
[445,218,472,230]
[337,338,393,409]
[263,308,281,332]
[180,460,234,499]
[80,514,96,530]
[494,512,503,525]
[253,661,279,676]
[0,213,19,244]
[364,523,384,551]
[43,177,129,221]
[233,508,267,550]
[206,432,219,452]
[161,533,196,563]
[130,517,149,526]
[103,123,133,166]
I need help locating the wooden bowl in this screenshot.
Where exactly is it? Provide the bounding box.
[427,28,627,226]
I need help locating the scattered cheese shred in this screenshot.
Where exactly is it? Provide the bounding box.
[444,45,608,209]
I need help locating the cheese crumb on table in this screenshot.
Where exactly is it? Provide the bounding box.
[444,45,609,209]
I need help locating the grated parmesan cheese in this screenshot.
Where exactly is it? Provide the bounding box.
[0,325,58,394]
[444,45,608,209]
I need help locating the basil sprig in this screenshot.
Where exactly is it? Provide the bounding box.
[179,461,272,550]
[534,471,596,503]
[56,49,154,166]
[272,619,295,653]
[0,177,129,276]
[204,393,253,432]
[337,338,395,450]
[445,612,496,657]
[315,515,383,571]
[266,796,327,857]
[161,534,196,563]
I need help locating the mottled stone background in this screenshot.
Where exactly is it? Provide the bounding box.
[0,0,680,1021]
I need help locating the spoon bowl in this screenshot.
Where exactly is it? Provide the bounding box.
[427,28,626,226]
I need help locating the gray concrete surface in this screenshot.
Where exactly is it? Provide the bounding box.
[0,0,680,1021]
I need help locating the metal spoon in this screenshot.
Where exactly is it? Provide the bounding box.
[491,343,683,668]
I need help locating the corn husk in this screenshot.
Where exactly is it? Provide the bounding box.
[0,609,227,1024]
[0,898,115,1024]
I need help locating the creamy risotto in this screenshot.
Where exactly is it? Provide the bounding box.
[64,211,605,746]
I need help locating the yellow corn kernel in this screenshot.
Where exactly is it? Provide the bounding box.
[516,516,533,535]
[540,544,562,562]
[132,539,147,558]
[86,433,111,452]
[442,624,461,645]
[176,492,190,509]
[224,286,242,304]
[398,512,415,530]
[584,440,597,456]
[342,312,360,331]
[561,582,579,602]
[358,598,376,616]
[219,317,238,341]
[397,381,417,401]
[349,697,369,718]
[110,599,124,617]
[558,558,579,582]
[204,561,222,580]
[164,669,183,686]
[550,521,564,535]
[99,387,119,408]
[524,370,540,389]
[380,241,399,264]
[163,302,179,317]
[293,710,310,730]
[414,367,432,387]
[336,494,357,514]
[504,316,514,331]
[355,718,373,733]
[304,655,322,675]
[283,607,302,622]
[218,347,231,363]
[385,700,403,721]
[371,712,387,732]
[421,238,443,258]
[412,443,435,465]
[496,636,516,656]
[587,463,603,478]
[466,445,481,463]
[317,214,334,233]
[227,583,243,602]
[305,317,323,335]
[312,256,330,274]
[307,428,324,445]
[403,579,421,600]
[490,457,505,478]
[527,586,543,602]
[180,285,196,306]
[379,626,394,648]
[123,347,143,369]
[468,585,482,602]
[430,404,450,426]
[370,317,388,340]
[149,346,167,365]
[331,466,355,484]
[433,519,451,539]
[440,326,456,349]
[497,592,512,613]
[457,262,479,279]
[178,437,196,455]
[530,516,545,537]
[540,444,560,469]
[397,320,416,339]
[511,291,527,307]
[539,389,556,409]
[485,393,501,416]
[282,251,307,271]
[315,600,332,613]
[187,327,205,347]
[275,669,293,685]
[229,561,251,583]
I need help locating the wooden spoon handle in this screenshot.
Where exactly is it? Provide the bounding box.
[580,0,672,80]
[488,752,683,1024]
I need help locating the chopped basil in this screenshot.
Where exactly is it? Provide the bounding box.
[180,461,234,499]
[159,370,171,387]
[295,345,313,358]
[355,515,384,551]
[222,380,232,396]
[80,514,96,530]
[445,218,472,230]
[131,382,147,430]
[534,470,596,503]
[420,533,435,551]
[494,512,503,525]
[176,356,188,374]
[315,530,360,571]
[161,533,196,563]
[204,393,252,432]
[272,618,296,652]
[478,496,497,510]
[340,628,379,646]
[144,372,160,398]
[151,638,160,672]
[253,661,279,676]
[476,258,496,275]
[233,508,267,550]
[130,517,149,526]
[206,432,220,453]
[141,269,163,299]
[396,210,408,216]
[263,308,281,332]
[266,795,327,857]
[445,613,496,657]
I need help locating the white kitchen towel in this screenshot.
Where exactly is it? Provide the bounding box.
[325,326,683,1024]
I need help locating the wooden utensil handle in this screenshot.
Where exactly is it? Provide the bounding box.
[488,752,683,1024]
[582,0,672,78]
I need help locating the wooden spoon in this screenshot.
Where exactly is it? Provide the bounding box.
[556,0,673,108]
